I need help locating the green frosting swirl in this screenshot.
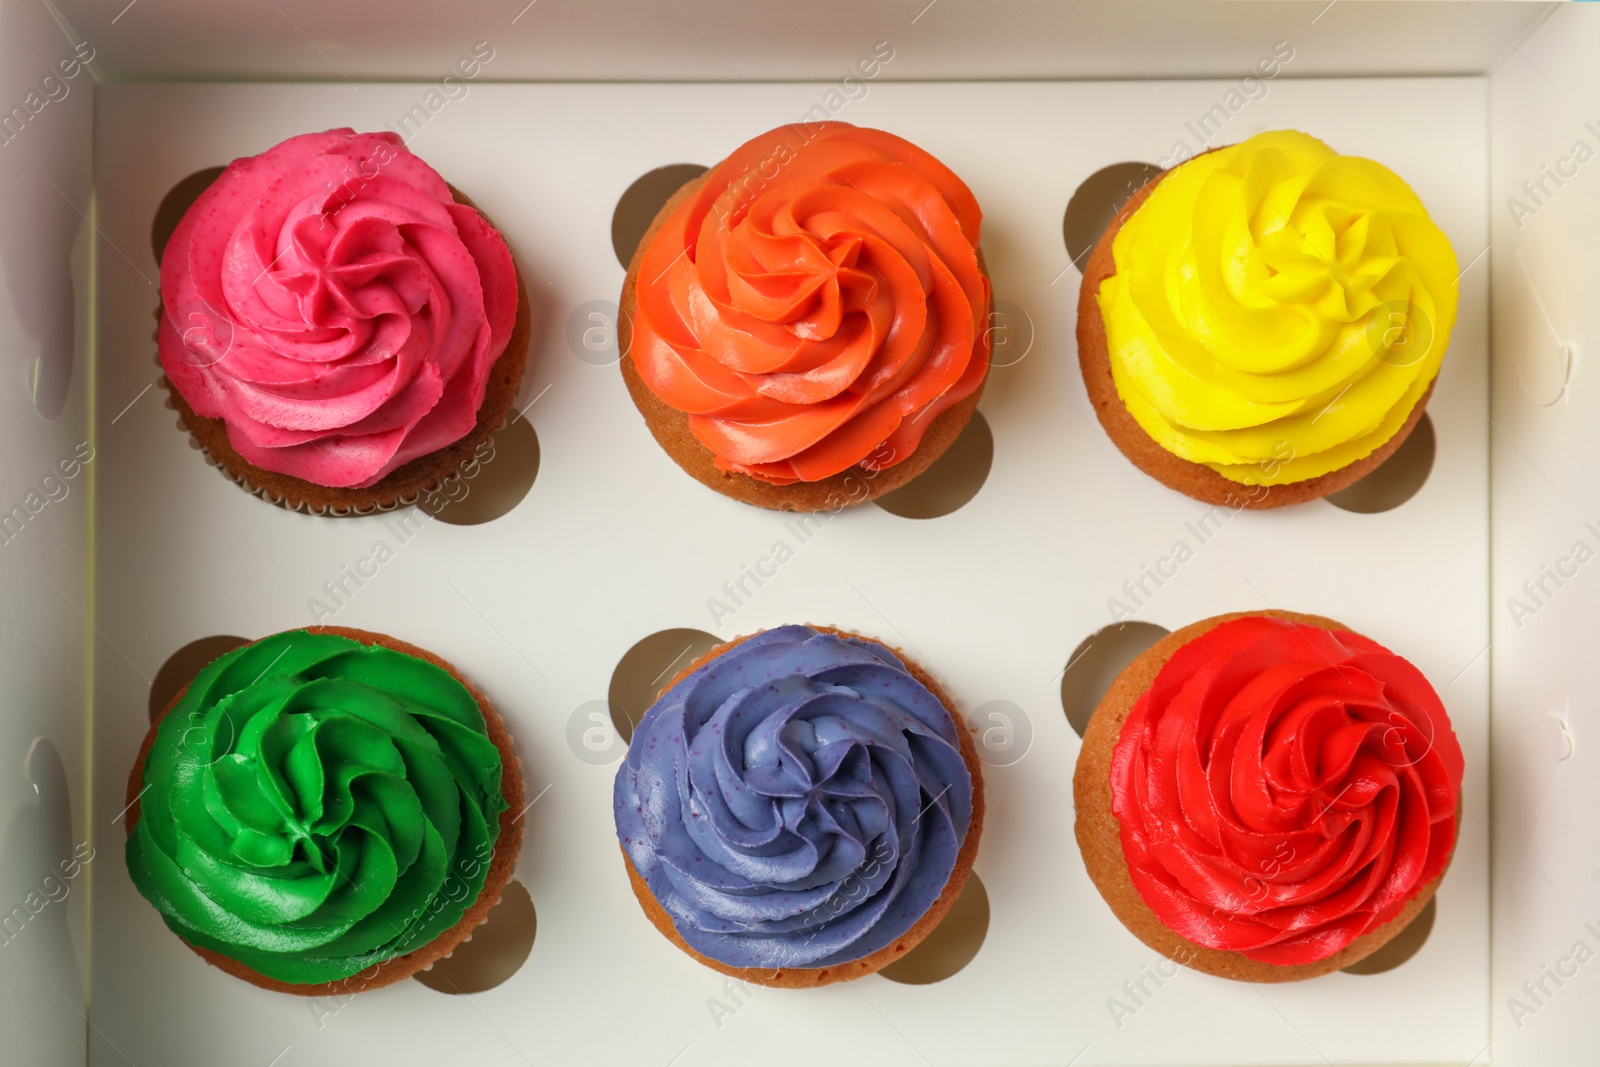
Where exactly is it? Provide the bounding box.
[125,630,508,985]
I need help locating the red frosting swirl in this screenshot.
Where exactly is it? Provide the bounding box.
[1110,615,1462,965]
[629,123,990,484]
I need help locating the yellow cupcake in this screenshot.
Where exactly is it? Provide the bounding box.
[1094,130,1457,487]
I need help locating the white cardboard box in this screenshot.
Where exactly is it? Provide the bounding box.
[0,2,1589,1065]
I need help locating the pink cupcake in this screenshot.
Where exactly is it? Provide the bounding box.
[157,129,530,514]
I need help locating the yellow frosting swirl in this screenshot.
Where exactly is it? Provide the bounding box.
[1096,130,1458,485]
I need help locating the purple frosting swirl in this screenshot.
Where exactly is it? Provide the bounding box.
[613,625,974,970]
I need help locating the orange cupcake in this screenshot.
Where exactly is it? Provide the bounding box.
[620,123,991,511]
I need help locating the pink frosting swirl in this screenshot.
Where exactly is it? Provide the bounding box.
[159,129,519,489]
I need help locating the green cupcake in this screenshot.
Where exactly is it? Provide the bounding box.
[125,627,523,994]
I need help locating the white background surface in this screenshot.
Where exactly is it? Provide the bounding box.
[47,0,1553,82]
[85,76,1490,1067]
[0,1,94,1065]
[1488,8,1600,1067]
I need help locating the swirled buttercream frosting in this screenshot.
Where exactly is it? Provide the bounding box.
[1110,615,1462,965]
[628,123,991,485]
[614,626,975,969]
[1097,130,1458,484]
[158,129,520,489]
[126,630,508,984]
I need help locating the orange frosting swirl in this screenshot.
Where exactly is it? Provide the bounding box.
[628,123,991,484]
